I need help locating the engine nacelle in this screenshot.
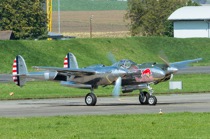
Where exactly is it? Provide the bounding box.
[122,84,148,93]
[122,88,134,93]
[162,74,173,82]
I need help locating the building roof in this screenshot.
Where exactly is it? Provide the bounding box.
[0,30,15,40]
[168,6,210,21]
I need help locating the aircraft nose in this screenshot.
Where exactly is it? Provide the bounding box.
[167,67,178,74]
[152,68,165,79]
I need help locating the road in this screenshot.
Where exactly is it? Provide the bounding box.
[0,93,210,117]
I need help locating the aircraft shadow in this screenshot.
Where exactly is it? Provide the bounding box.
[56,101,207,107]
[19,100,208,107]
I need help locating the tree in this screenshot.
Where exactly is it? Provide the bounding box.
[0,0,47,39]
[125,0,199,37]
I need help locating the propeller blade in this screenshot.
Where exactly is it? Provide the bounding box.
[107,52,117,64]
[112,77,122,97]
[159,51,170,67]
[159,56,170,67]
[170,74,174,80]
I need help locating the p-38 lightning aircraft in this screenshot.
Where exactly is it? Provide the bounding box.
[12,53,201,106]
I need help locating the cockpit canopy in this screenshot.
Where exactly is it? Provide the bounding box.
[112,59,137,69]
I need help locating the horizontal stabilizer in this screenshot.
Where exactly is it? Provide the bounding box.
[61,81,92,89]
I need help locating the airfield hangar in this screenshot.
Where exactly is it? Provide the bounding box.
[168,6,210,38]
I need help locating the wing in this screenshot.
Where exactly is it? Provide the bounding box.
[170,58,202,69]
[33,66,96,76]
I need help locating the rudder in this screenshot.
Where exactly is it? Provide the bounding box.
[12,55,28,87]
[63,52,78,69]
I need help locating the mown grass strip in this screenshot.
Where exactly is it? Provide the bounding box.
[0,112,210,138]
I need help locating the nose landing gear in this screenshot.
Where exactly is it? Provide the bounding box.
[139,85,157,105]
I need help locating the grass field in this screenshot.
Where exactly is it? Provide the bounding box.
[52,0,127,11]
[1,37,210,74]
[0,112,210,138]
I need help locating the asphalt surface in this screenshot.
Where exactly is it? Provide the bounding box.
[0,93,210,117]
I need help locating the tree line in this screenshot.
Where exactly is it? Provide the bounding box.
[0,0,199,39]
[0,0,47,39]
[125,0,199,37]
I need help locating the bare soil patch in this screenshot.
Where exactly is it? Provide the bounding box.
[52,10,129,37]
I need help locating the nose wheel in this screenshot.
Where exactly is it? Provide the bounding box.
[139,92,157,105]
[139,85,157,105]
[139,91,149,105]
[148,96,157,105]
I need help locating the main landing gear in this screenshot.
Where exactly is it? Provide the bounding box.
[85,88,97,106]
[139,86,157,105]
[84,86,157,106]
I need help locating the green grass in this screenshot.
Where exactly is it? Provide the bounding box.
[0,112,210,138]
[1,73,210,100]
[52,0,127,11]
[1,37,210,74]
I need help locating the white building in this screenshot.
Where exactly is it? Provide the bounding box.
[168,6,210,38]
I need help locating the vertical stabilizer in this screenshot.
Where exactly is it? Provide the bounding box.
[63,52,79,69]
[12,55,28,87]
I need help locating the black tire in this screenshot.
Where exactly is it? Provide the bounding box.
[85,93,97,106]
[148,96,157,105]
[139,91,150,105]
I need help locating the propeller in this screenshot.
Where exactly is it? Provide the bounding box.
[159,50,170,67]
[112,77,122,97]
[107,52,117,64]
[158,51,178,80]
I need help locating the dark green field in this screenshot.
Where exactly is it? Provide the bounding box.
[52,0,127,11]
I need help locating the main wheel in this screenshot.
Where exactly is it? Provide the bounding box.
[139,91,150,105]
[85,93,97,106]
[148,96,157,105]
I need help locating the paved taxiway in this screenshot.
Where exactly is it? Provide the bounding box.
[0,93,210,117]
